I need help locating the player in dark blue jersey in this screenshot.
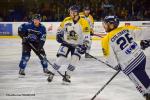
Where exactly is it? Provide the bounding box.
[18,14,51,76]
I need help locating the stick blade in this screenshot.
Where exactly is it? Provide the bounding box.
[81,97,108,100]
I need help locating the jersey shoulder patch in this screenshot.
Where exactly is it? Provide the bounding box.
[63,17,72,22]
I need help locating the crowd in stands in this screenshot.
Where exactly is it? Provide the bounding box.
[0,0,149,22]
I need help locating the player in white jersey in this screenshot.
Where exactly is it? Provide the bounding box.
[47,5,91,83]
[101,16,150,100]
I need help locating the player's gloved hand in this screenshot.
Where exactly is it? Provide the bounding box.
[56,29,66,44]
[27,34,38,42]
[76,44,87,54]
[90,30,94,36]
[56,33,64,43]
[114,64,121,71]
[140,40,150,50]
[37,48,45,55]
[56,32,75,46]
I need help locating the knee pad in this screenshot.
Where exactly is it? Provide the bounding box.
[57,46,69,57]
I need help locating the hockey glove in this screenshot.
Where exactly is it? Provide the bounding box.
[90,29,94,36]
[56,33,64,43]
[27,34,38,42]
[114,64,121,71]
[76,44,87,54]
[140,40,150,50]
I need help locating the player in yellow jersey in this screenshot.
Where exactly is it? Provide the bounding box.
[101,16,150,100]
[47,5,91,83]
[80,6,94,58]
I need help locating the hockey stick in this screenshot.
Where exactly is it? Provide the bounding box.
[88,54,117,71]
[91,70,121,100]
[92,33,106,38]
[28,42,64,77]
[62,41,116,71]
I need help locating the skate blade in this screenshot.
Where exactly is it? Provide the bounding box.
[81,98,107,100]
[44,73,50,76]
[18,75,25,78]
[61,81,70,85]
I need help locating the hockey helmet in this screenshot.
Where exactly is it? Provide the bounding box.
[103,16,119,27]
[32,14,41,21]
[68,5,80,13]
[83,6,90,11]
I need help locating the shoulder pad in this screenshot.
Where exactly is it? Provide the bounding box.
[63,17,72,22]
[40,24,46,28]
[80,17,88,22]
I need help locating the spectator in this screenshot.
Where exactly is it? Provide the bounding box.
[0,0,149,21]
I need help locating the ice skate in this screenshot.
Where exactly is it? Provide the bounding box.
[145,94,150,100]
[19,69,25,77]
[62,71,71,85]
[47,72,54,82]
[43,68,51,75]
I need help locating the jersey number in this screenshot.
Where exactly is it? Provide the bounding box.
[116,33,133,50]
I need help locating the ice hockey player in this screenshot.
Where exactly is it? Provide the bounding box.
[140,40,150,50]
[101,16,150,100]
[80,6,94,58]
[47,5,91,83]
[18,14,51,76]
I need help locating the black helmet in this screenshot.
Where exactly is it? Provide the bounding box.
[32,14,41,20]
[83,6,90,10]
[103,16,119,27]
[69,5,80,13]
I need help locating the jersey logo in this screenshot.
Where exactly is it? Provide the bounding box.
[67,30,78,41]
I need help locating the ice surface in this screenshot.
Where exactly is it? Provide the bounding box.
[0,38,149,100]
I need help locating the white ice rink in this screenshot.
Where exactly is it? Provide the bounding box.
[0,38,150,100]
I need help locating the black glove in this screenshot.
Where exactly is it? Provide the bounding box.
[56,33,73,47]
[140,40,150,50]
[56,29,65,44]
[90,31,94,36]
[26,34,38,42]
[114,64,121,71]
[76,44,87,54]
[56,33,64,43]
